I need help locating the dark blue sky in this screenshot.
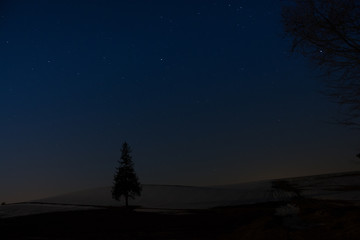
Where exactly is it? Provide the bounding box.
[1,0,359,202]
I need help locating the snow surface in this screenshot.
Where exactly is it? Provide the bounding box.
[0,203,97,218]
[281,171,360,201]
[1,171,360,218]
[33,182,272,209]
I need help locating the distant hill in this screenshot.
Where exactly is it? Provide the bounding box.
[1,171,360,218]
[35,183,272,209]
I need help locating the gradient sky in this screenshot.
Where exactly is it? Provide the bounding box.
[1,0,359,203]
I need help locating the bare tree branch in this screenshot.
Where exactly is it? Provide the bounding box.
[282,0,360,126]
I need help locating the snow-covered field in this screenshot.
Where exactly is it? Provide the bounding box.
[281,171,360,201]
[1,171,360,218]
[0,203,97,218]
[36,182,272,209]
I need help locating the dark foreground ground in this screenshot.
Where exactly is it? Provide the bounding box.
[1,198,360,240]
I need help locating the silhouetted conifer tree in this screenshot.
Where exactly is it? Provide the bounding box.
[112,142,141,207]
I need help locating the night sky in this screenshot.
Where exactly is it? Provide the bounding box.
[1,0,359,203]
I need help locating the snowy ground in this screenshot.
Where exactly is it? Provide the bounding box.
[282,171,360,202]
[33,182,273,209]
[1,171,360,218]
[0,203,98,218]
